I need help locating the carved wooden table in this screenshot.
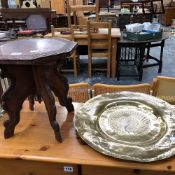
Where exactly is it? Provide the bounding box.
[0,38,77,142]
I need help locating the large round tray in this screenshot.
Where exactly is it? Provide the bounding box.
[74,91,175,162]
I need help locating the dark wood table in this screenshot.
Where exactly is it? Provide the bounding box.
[119,34,168,73]
[0,38,77,142]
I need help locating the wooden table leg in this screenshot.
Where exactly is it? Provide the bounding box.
[48,65,74,113]
[1,66,35,139]
[1,64,73,142]
[32,65,74,142]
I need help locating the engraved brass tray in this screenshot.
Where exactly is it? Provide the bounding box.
[75,91,175,162]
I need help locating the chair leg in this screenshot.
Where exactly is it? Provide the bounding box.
[107,58,110,78]
[117,64,120,80]
[73,53,77,78]
[146,46,150,62]
[88,55,92,78]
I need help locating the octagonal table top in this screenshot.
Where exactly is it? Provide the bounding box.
[0,38,77,65]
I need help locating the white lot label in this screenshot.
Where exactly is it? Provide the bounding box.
[64,166,74,172]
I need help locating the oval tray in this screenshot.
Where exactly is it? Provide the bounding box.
[75,91,175,162]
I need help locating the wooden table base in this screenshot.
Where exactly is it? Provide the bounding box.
[1,64,74,142]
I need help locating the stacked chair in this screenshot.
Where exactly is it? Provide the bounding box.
[66,0,99,28]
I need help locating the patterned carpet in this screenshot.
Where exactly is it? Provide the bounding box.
[65,33,175,85]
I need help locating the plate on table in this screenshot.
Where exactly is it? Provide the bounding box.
[75,91,175,162]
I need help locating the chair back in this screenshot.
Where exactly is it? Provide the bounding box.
[50,25,79,77]
[66,0,99,28]
[50,25,74,41]
[68,82,91,103]
[87,20,111,51]
[117,41,147,81]
[87,20,112,77]
[151,76,175,104]
[92,83,151,97]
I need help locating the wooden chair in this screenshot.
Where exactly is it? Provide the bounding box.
[54,82,91,103]
[151,76,175,105]
[92,83,151,97]
[87,20,112,78]
[68,82,91,103]
[66,0,99,28]
[99,0,111,12]
[50,25,79,77]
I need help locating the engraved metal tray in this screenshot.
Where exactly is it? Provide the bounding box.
[74,91,175,162]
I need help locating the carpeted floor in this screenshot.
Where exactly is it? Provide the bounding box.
[65,33,175,85]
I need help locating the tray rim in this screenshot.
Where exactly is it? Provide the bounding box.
[74,91,175,162]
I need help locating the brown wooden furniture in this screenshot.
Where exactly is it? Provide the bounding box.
[92,83,151,96]
[159,6,175,26]
[68,82,91,102]
[54,82,91,103]
[151,76,175,105]
[120,0,164,14]
[45,28,121,78]
[87,20,111,78]
[51,25,79,77]
[118,13,152,30]
[0,102,175,175]
[0,38,77,142]
[51,0,65,14]
[0,8,56,30]
[66,0,99,28]
[119,0,164,29]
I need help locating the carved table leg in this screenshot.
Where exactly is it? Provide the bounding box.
[33,65,65,142]
[48,64,74,113]
[1,66,35,139]
[28,95,35,111]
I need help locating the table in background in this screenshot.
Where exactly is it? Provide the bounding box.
[119,34,168,73]
[0,38,77,142]
[0,102,174,175]
[45,28,121,78]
